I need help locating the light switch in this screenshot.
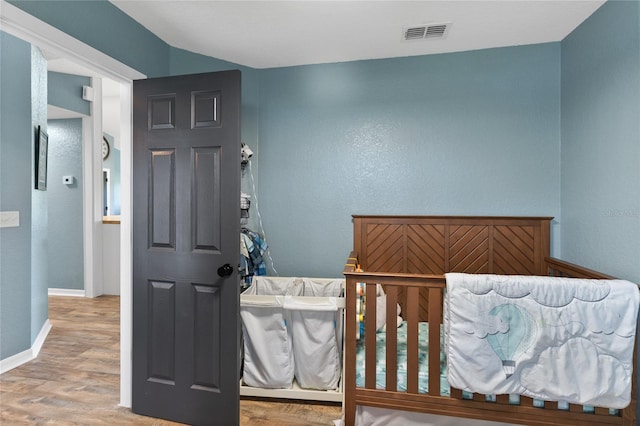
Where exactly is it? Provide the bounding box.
[0,211,19,228]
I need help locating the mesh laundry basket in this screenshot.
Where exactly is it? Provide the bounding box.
[286,278,345,390]
[240,276,296,389]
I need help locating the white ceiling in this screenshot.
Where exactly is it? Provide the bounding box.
[111,0,605,69]
[47,0,606,118]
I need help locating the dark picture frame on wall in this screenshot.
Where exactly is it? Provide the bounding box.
[35,125,48,190]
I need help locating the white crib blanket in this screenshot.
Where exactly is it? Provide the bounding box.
[444,273,639,409]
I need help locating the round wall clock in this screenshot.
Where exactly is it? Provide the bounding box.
[102,136,110,160]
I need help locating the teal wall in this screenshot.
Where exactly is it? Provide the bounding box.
[3,2,640,391]
[0,32,33,359]
[30,46,49,342]
[559,4,640,415]
[9,0,170,78]
[47,119,84,290]
[561,0,640,282]
[1,2,256,362]
[48,71,91,115]
[46,71,89,290]
[257,44,561,277]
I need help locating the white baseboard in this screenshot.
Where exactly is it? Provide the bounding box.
[32,319,52,357]
[48,288,86,297]
[0,319,52,374]
[0,348,32,375]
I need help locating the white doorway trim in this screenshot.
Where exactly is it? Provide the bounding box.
[83,80,104,299]
[1,0,145,408]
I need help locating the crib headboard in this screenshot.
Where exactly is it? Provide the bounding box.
[353,215,553,276]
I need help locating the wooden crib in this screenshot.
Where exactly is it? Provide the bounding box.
[343,215,638,426]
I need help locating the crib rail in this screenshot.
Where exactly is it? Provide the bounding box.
[546,257,615,279]
[546,256,637,426]
[343,252,638,426]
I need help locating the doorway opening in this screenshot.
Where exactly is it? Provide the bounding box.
[1,0,146,407]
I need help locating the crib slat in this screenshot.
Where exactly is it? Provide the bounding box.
[406,286,419,393]
[451,387,463,399]
[521,396,534,407]
[343,273,357,426]
[344,250,635,426]
[569,403,583,413]
[496,394,510,405]
[386,286,398,392]
[428,286,442,396]
[365,283,377,390]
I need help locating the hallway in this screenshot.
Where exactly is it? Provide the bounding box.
[0,296,341,425]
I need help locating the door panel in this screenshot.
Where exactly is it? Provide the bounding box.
[192,147,221,251]
[148,280,176,384]
[192,91,221,128]
[133,70,241,425]
[192,283,222,390]
[150,149,176,249]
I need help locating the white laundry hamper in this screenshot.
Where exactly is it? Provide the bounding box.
[240,276,296,389]
[285,278,344,390]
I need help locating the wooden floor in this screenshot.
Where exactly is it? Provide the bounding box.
[0,296,341,425]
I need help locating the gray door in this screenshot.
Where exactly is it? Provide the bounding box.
[132,70,241,425]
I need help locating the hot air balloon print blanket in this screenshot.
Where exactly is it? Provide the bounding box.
[443,273,639,409]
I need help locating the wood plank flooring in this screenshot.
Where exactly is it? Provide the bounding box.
[0,296,341,425]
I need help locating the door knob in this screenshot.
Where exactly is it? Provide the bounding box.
[217,263,233,277]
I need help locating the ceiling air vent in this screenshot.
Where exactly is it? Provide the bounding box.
[403,22,451,41]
